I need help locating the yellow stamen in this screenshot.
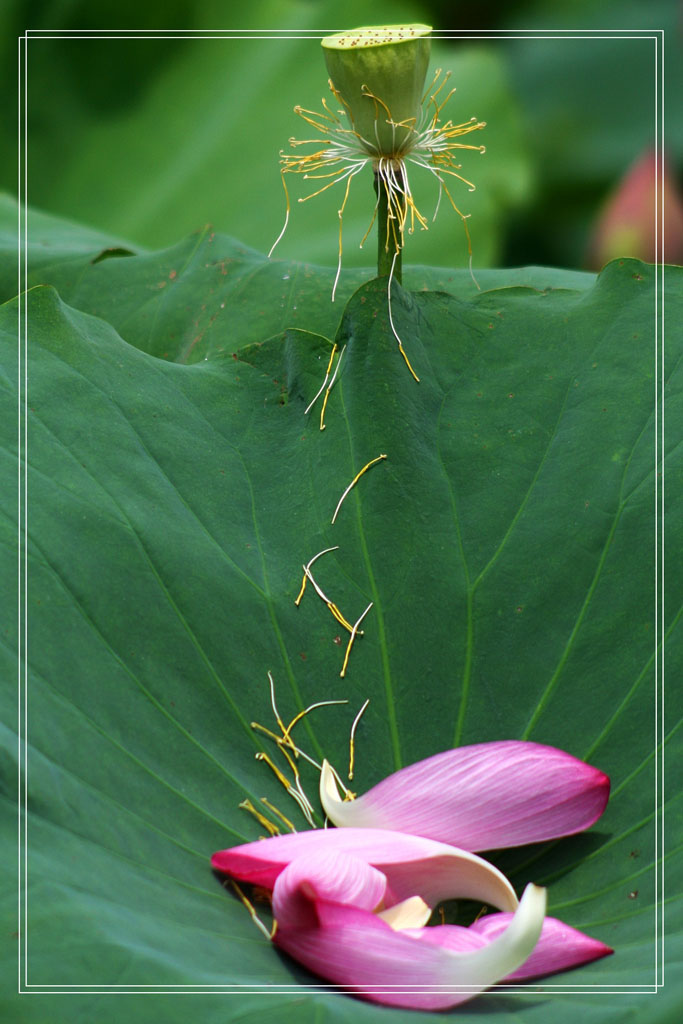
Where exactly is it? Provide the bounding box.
[333,174,354,302]
[267,670,287,739]
[239,798,280,837]
[298,552,356,633]
[268,171,291,259]
[328,78,351,115]
[254,690,317,824]
[398,343,420,382]
[319,344,346,430]
[269,75,485,306]
[319,387,331,431]
[276,738,300,777]
[387,250,420,382]
[360,84,394,126]
[434,86,457,120]
[260,797,297,833]
[305,343,337,417]
[255,750,292,792]
[294,548,358,626]
[282,699,349,745]
[331,454,387,525]
[348,698,369,781]
[323,344,338,375]
[295,545,339,606]
[251,720,294,750]
[359,202,379,249]
[229,880,272,940]
[327,600,355,633]
[421,67,444,105]
[273,736,314,817]
[255,751,315,825]
[340,602,373,678]
[294,573,307,606]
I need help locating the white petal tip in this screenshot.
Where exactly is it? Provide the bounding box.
[320,760,343,819]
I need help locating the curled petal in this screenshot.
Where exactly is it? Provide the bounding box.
[320,743,610,850]
[272,847,387,929]
[470,913,614,980]
[212,826,518,911]
[273,875,547,1010]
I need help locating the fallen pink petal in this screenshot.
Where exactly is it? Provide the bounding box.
[320,741,610,851]
[214,832,547,1009]
[469,913,613,980]
[403,913,612,979]
[212,826,519,911]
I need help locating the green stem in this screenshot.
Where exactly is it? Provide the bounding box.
[374,173,402,283]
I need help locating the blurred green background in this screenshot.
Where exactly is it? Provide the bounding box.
[3,0,682,271]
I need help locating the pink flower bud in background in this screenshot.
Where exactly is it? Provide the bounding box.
[586,149,683,269]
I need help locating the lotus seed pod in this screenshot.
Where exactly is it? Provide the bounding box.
[322,25,432,155]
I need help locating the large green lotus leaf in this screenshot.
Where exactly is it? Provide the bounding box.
[1,192,140,271]
[1,255,680,1023]
[1,195,595,362]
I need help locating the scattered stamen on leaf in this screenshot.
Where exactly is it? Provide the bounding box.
[319,389,331,430]
[229,880,272,940]
[269,736,318,824]
[267,670,287,738]
[256,750,316,826]
[252,714,330,776]
[282,699,349,746]
[255,750,315,825]
[296,548,358,633]
[327,598,356,633]
[255,750,293,792]
[331,454,387,525]
[260,796,298,834]
[340,602,373,677]
[387,250,420,381]
[295,545,339,606]
[305,344,337,416]
[301,563,356,632]
[251,719,294,750]
[239,798,281,837]
[294,573,307,607]
[250,675,360,830]
[319,344,346,430]
[348,698,370,780]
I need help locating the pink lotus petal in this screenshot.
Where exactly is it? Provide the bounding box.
[272,854,546,1010]
[402,923,487,953]
[397,914,612,981]
[212,826,518,911]
[320,742,610,850]
[470,913,614,980]
[272,847,387,929]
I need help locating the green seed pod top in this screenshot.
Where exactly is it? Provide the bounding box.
[322,24,432,156]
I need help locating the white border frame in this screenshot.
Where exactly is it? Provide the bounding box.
[16,26,666,1000]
